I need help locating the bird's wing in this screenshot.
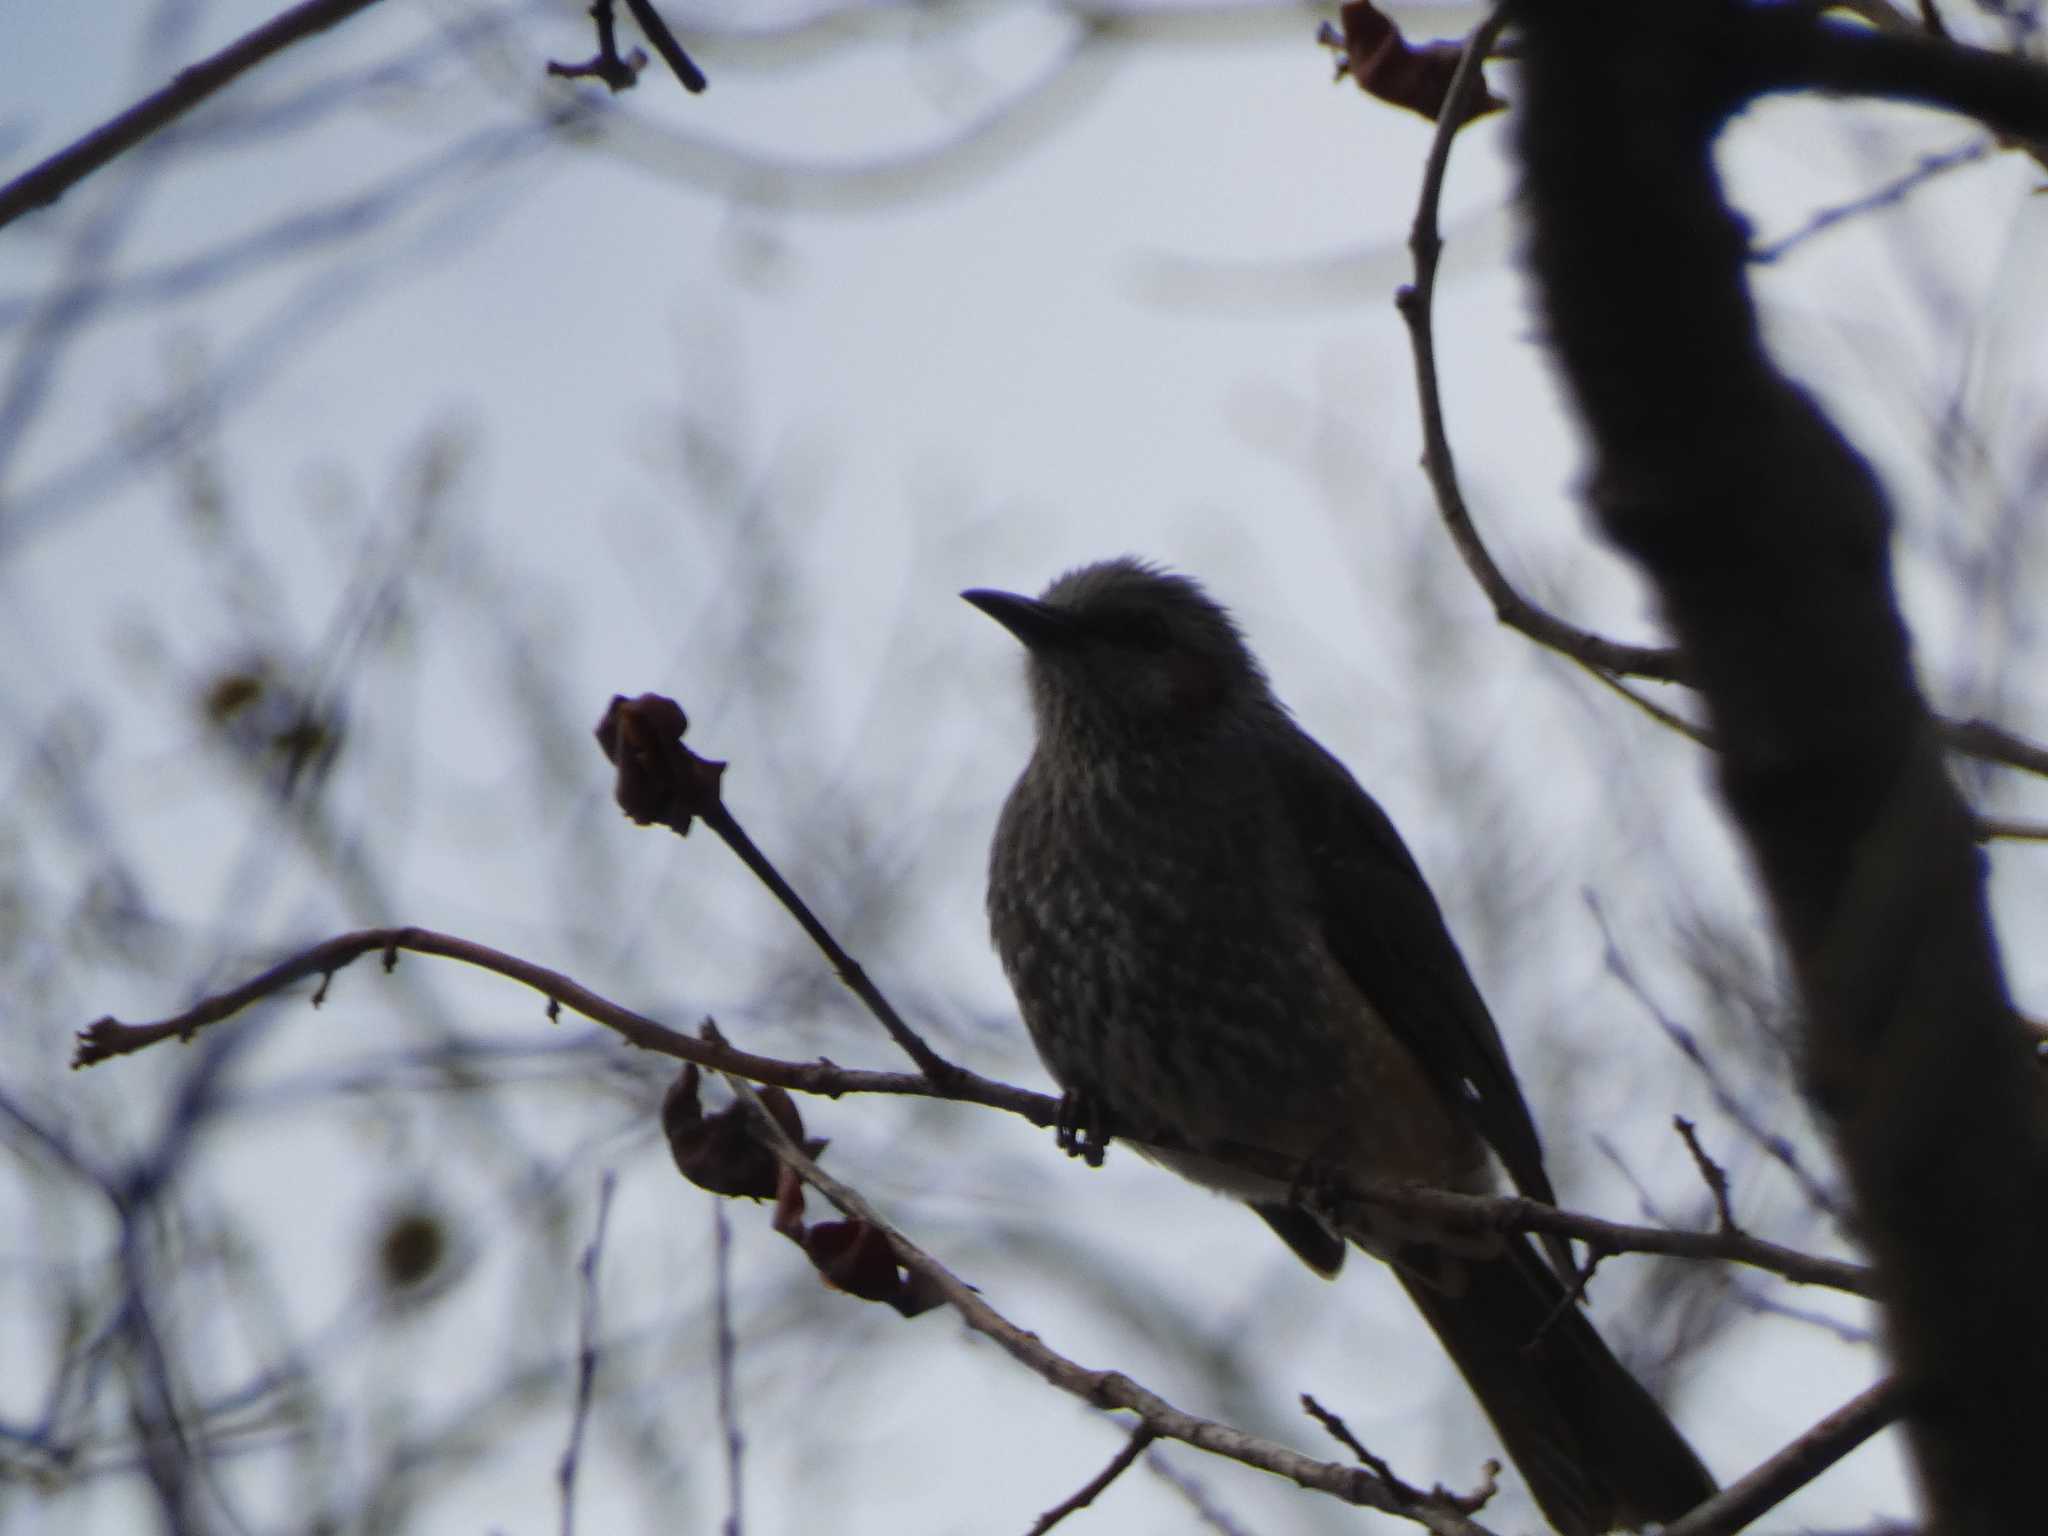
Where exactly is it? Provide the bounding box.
[1271,725,1559,1211]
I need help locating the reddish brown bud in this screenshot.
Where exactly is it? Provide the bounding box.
[1323,1,1504,127]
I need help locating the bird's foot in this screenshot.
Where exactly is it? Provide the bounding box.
[1054,1090,1111,1167]
[1286,1146,1352,1227]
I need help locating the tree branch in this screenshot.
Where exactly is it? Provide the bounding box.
[1759,10,2048,144]
[1395,5,1689,688]
[72,925,1874,1297]
[0,0,387,231]
[1394,10,2048,794]
[556,1171,617,1536]
[728,1076,1507,1536]
[1514,2,2048,1527]
[594,693,964,1090]
[72,926,1046,1123]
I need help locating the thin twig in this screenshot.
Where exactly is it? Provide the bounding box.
[1588,897,1849,1224]
[1587,667,1715,747]
[698,799,962,1089]
[558,1171,618,1536]
[1301,1394,1389,1475]
[73,926,1876,1296]
[1752,136,1991,263]
[0,0,386,230]
[1395,4,1687,687]
[594,696,963,1089]
[545,0,646,91]
[1301,1397,1497,1523]
[1673,1116,1741,1233]
[1731,1282,1876,1346]
[73,927,1023,1114]
[1144,1454,1258,1536]
[1975,815,2048,843]
[1027,1425,1158,1534]
[1357,1180,1868,1295]
[1946,717,2048,779]
[620,0,708,93]
[713,1204,745,1536]
[1389,21,2048,795]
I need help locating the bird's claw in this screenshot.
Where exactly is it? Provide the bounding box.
[1055,1089,1110,1167]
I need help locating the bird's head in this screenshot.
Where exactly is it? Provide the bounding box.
[964,558,1274,752]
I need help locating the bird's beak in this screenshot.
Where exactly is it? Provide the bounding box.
[961,588,1074,651]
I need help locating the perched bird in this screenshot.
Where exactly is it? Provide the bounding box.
[967,557,1714,1536]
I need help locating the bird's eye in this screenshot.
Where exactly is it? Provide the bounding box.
[1094,610,1173,652]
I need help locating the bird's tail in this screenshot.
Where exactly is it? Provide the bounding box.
[1395,1240,1715,1536]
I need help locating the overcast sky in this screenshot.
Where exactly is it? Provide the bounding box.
[6,2,2047,1532]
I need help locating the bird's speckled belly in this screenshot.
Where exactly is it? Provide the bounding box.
[992,807,1487,1197]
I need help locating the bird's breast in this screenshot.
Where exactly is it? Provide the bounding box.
[987,760,1482,1192]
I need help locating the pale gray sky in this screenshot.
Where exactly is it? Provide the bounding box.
[5,2,2045,1532]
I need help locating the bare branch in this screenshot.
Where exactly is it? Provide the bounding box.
[546,0,648,92]
[1768,12,2048,144]
[594,694,964,1090]
[725,1076,1506,1536]
[1673,1116,1741,1233]
[1395,5,1688,689]
[557,1172,617,1536]
[713,1204,746,1536]
[1752,135,1993,263]
[1586,667,1715,746]
[73,926,1047,1124]
[74,925,1874,1297]
[1143,1455,1258,1536]
[621,0,709,94]
[1301,1394,1500,1522]
[1027,1424,1158,1534]
[1945,717,2048,778]
[1974,816,2048,843]
[547,0,709,95]
[1390,19,2048,796]
[0,0,387,231]
[1590,895,1850,1224]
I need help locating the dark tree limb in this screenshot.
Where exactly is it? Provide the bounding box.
[1512,3,2048,1529]
[0,0,387,231]
[1393,11,2048,795]
[1760,10,2048,142]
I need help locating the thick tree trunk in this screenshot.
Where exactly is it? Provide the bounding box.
[1511,3,2048,1530]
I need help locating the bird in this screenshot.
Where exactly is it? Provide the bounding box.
[966,557,1715,1536]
